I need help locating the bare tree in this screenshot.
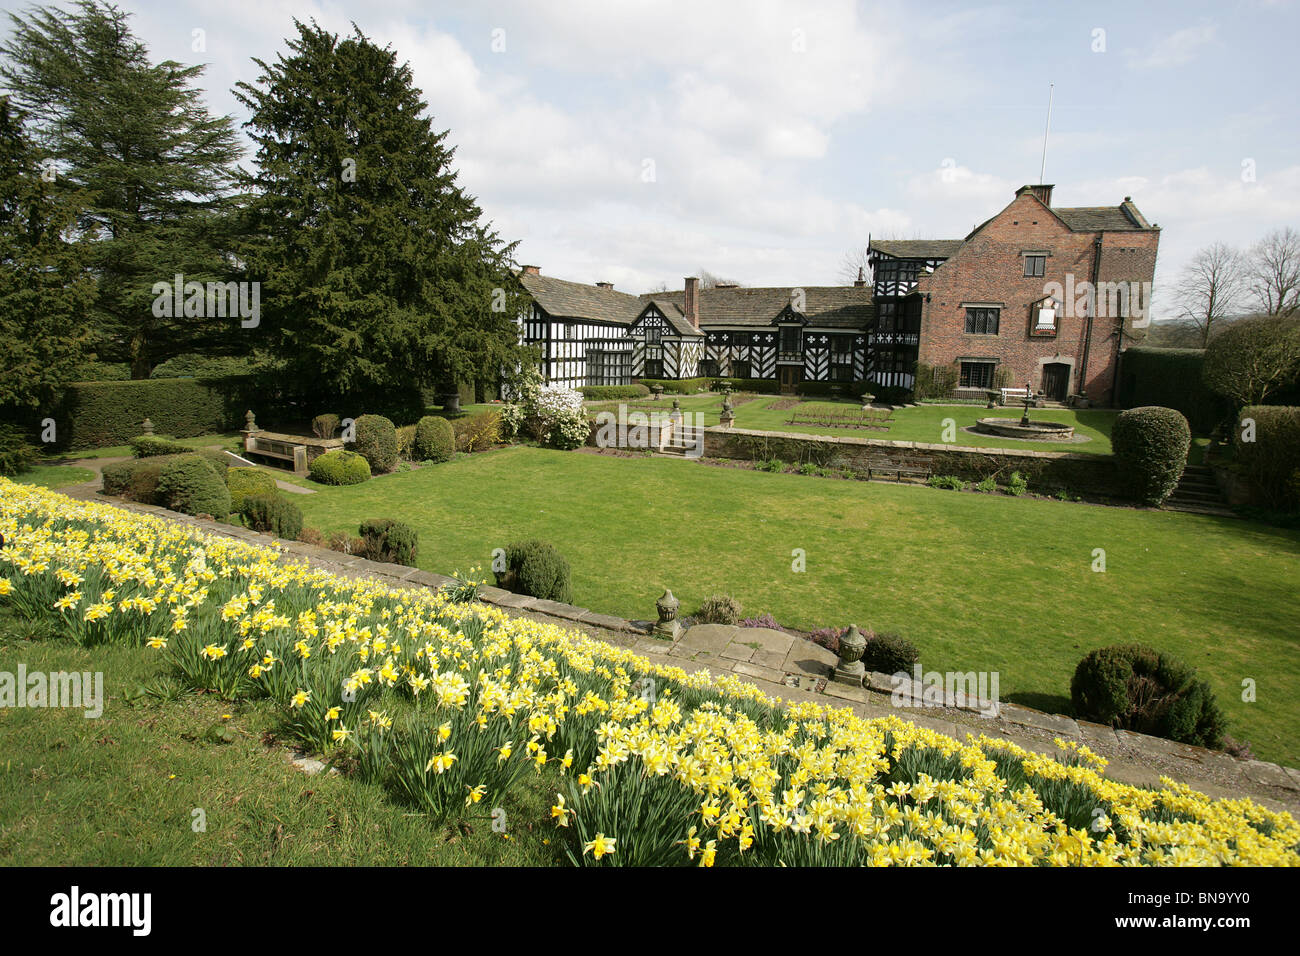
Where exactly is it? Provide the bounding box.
[838,247,872,285]
[1173,242,1248,347]
[1203,314,1300,408]
[644,281,669,294]
[697,268,741,289]
[1246,227,1300,317]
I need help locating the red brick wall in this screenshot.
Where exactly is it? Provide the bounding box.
[915,192,1158,405]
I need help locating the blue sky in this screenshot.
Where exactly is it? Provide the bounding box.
[10,0,1298,314]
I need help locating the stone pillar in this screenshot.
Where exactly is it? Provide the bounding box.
[241,410,261,454]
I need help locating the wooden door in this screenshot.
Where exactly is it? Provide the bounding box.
[1042,363,1069,402]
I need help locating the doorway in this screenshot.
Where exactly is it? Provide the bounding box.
[779,366,801,393]
[1042,362,1070,402]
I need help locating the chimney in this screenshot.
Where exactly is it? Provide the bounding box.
[684,277,699,329]
[854,267,866,288]
[595,281,613,289]
[521,264,540,276]
[1018,184,1054,206]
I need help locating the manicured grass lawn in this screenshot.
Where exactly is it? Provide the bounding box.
[0,607,559,865]
[294,446,1300,765]
[47,432,242,460]
[11,465,96,489]
[588,394,1116,454]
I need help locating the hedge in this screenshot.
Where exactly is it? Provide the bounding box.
[1234,406,1300,511]
[227,467,279,512]
[155,455,231,518]
[240,492,303,540]
[577,385,651,400]
[636,377,711,394]
[795,380,869,398]
[48,376,255,450]
[1116,347,1230,434]
[710,377,782,394]
[102,452,227,505]
[131,435,194,457]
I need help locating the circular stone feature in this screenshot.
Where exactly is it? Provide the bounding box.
[975,417,1075,440]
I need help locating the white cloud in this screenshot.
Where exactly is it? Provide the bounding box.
[1127,22,1216,70]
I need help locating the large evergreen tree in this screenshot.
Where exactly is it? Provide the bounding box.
[1,0,245,378]
[233,20,532,411]
[0,96,96,415]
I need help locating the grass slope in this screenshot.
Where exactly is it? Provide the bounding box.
[293,446,1300,765]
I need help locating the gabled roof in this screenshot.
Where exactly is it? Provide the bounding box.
[636,298,701,337]
[1052,204,1152,232]
[868,239,966,260]
[518,272,643,325]
[647,286,872,329]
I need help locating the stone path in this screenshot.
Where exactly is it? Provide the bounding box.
[40,475,1300,817]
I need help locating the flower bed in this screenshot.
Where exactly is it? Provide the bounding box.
[1,478,1296,867]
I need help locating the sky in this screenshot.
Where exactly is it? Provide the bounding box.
[6,0,1298,316]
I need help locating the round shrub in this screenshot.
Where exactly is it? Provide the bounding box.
[861,631,920,675]
[155,453,231,518]
[1112,406,1191,505]
[1071,644,1227,749]
[696,594,742,625]
[240,492,303,541]
[309,449,371,486]
[501,539,572,604]
[414,415,455,462]
[358,518,419,566]
[226,466,279,512]
[351,414,398,473]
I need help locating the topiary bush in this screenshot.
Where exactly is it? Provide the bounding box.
[499,540,572,604]
[1111,406,1191,505]
[350,414,398,474]
[861,631,920,675]
[240,492,303,540]
[414,415,456,462]
[155,454,231,518]
[357,518,419,566]
[308,449,371,485]
[226,466,279,512]
[696,594,742,625]
[312,413,340,439]
[130,435,193,457]
[1071,644,1227,749]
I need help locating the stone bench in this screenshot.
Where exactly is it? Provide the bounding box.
[243,430,344,475]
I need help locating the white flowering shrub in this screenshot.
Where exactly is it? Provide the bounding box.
[498,403,524,441]
[533,384,589,450]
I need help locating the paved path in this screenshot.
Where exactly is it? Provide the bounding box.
[38,469,1300,817]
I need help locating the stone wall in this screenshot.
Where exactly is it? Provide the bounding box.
[702,426,1125,497]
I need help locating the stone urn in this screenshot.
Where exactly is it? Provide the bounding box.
[654,589,681,641]
[650,385,664,401]
[860,392,875,410]
[986,390,998,409]
[833,624,867,685]
[141,417,155,435]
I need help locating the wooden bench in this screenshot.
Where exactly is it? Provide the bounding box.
[1000,386,1031,405]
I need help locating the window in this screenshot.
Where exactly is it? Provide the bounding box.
[780,326,800,352]
[731,359,750,378]
[964,307,1000,335]
[643,358,663,378]
[699,359,719,378]
[1024,255,1046,277]
[731,331,750,347]
[831,364,853,382]
[644,323,662,345]
[959,361,996,389]
[586,350,630,386]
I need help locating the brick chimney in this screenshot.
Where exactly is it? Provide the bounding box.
[684,276,699,329]
[1018,184,1054,206]
[595,281,613,289]
[854,267,866,288]
[520,264,540,276]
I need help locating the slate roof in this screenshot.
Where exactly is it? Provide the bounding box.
[647,286,872,330]
[1053,203,1152,232]
[639,298,701,337]
[868,239,966,260]
[518,273,643,324]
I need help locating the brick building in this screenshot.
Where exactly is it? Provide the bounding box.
[871,184,1159,404]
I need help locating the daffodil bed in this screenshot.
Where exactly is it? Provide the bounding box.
[2,479,1296,866]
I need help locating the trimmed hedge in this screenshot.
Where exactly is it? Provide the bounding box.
[1234,406,1300,511]
[102,452,226,504]
[240,492,303,540]
[155,454,231,518]
[130,435,193,457]
[636,377,710,394]
[862,632,920,675]
[499,539,572,604]
[227,467,279,512]
[577,385,650,400]
[795,380,869,398]
[1112,406,1191,506]
[358,518,418,566]
[1116,347,1229,434]
[1071,644,1226,749]
[49,376,253,450]
[351,414,398,474]
[308,449,371,486]
[709,377,782,394]
[414,415,456,462]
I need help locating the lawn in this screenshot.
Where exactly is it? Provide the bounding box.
[587,394,1116,454]
[0,606,560,865]
[293,445,1300,766]
[10,464,95,489]
[46,431,242,461]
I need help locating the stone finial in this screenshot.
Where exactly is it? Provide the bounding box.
[140,417,154,435]
[833,624,867,686]
[653,589,681,641]
[245,409,257,428]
